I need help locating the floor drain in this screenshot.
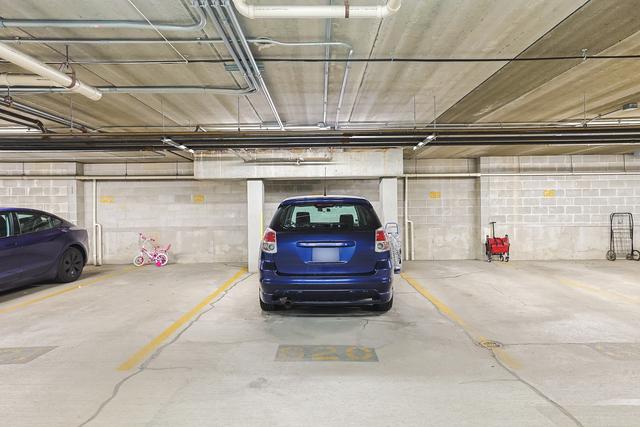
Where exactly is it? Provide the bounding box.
[479,340,503,349]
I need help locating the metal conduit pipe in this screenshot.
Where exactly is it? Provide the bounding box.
[0,112,43,131]
[403,176,409,261]
[323,11,332,126]
[2,85,256,95]
[216,1,285,129]
[0,42,102,100]
[0,1,207,31]
[205,5,259,93]
[203,2,281,128]
[231,0,402,19]
[0,106,46,132]
[0,37,353,129]
[251,38,353,129]
[0,98,95,132]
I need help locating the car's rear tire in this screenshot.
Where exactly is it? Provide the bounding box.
[371,296,393,312]
[260,298,279,312]
[57,247,84,283]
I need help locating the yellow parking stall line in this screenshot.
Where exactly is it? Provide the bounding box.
[401,272,521,370]
[556,277,640,305]
[117,267,248,372]
[0,266,136,315]
[401,273,468,328]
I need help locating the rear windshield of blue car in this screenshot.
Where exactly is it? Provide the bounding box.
[270,202,381,232]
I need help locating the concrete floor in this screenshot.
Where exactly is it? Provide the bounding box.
[0,260,639,426]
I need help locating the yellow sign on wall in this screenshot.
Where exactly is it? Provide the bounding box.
[99,196,114,204]
[192,194,205,204]
[543,190,556,198]
[429,191,442,199]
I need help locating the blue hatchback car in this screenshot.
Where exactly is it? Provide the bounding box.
[0,208,89,291]
[259,196,394,311]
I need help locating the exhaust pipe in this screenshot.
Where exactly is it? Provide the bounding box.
[279,297,293,308]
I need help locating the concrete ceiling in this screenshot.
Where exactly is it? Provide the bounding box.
[0,0,640,161]
[2,0,639,129]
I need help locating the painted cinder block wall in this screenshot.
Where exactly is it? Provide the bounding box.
[478,155,640,260]
[1,154,639,263]
[83,179,247,264]
[0,162,82,224]
[400,155,640,260]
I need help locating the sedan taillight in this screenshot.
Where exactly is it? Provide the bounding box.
[375,228,390,252]
[261,228,277,254]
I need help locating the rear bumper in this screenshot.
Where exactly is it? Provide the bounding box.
[259,266,393,306]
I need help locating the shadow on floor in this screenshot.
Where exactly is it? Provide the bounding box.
[269,305,385,318]
[0,268,105,304]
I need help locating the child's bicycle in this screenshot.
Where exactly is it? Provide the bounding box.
[133,233,171,267]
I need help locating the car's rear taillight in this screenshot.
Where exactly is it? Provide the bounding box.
[261,228,277,254]
[375,228,390,252]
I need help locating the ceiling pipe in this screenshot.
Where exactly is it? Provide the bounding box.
[0,1,207,31]
[251,38,353,130]
[322,8,332,127]
[205,1,284,130]
[0,98,94,132]
[0,73,62,87]
[0,42,102,101]
[217,1,284,129]
[0,37,352,128]
[231,0,401,19]
[2,85,255,95]
[2,127,640,151]
[204,6,258,92]
[0,107,45,132]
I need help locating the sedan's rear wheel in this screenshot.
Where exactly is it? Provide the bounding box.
[371,296,393,312]
[57,247,84,283]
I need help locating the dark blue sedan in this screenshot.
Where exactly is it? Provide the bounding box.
[0,208,89,291]
[259,196,394,311]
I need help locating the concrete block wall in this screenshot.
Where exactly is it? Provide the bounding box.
[0,163,82,224]
[84,180,247,264]
[401,155,640,260]
[2,154,639,264]
[399,177,480,260]
[0,178,80,223]
[480,155,640,259]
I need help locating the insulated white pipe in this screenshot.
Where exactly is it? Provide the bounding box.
[0,42,102,101]
[404,176,409,261]
[232,0,401,19]
[0,73,62,87]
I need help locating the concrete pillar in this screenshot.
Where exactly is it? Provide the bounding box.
[247,179,264,273]
[379,177,398,226]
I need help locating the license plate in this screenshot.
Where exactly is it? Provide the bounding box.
[312,247,340,263]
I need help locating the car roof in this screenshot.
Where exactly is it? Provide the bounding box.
[279,195,370,205]
[0,207,62,217]
[1,207,38,213]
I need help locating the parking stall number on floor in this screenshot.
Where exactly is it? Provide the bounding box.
[276,345,378,362]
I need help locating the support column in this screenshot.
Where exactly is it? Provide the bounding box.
[379,177,398,226]
[247,179,264,273]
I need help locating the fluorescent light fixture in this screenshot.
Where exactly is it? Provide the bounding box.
[412,133,436,151]
[0,126,39,134]
[161,137,195,155]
